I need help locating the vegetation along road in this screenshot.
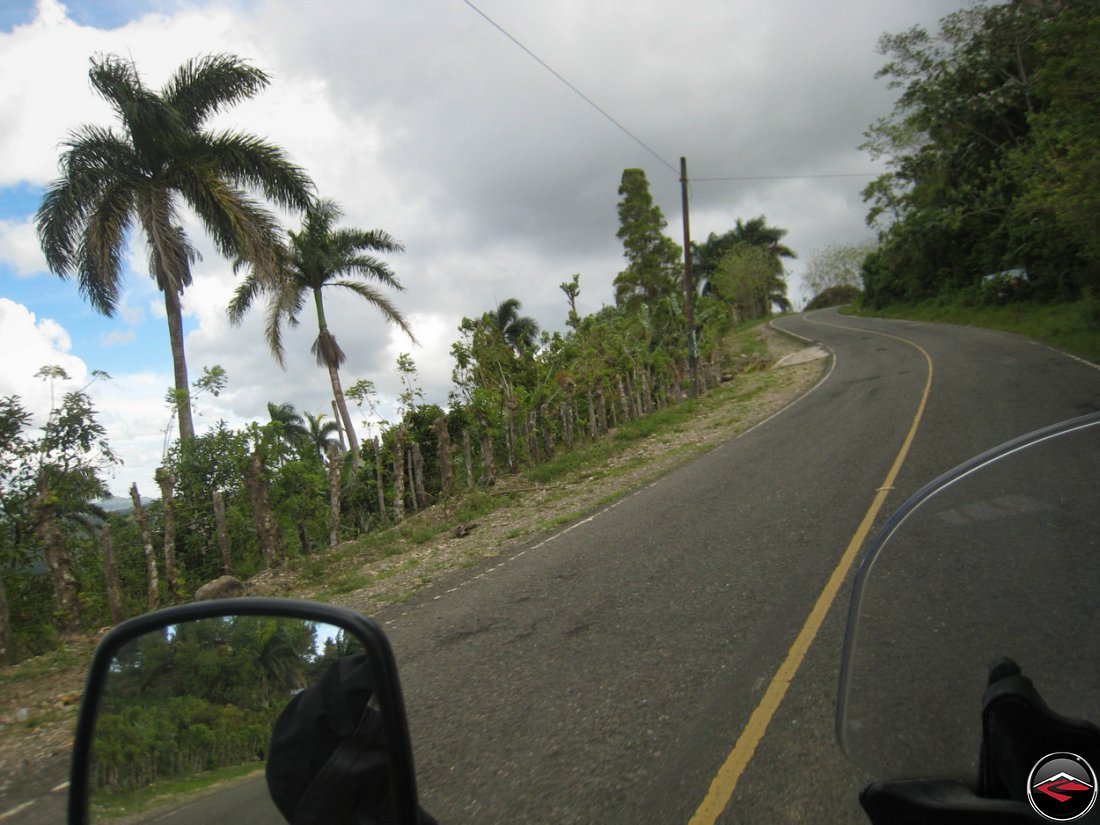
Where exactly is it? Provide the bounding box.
[374,308,1100,823]
[4,310,1099,824]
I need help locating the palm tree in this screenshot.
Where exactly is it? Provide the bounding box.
[36,54,314,443]
[692,216,795,315]
[229,199,415,463]
[490,298,540,352]
[267,401,309,452]
[304,411,342,463]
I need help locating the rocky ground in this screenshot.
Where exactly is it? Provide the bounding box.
[0,323,828,804]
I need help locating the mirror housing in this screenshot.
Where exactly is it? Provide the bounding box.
[67,598,422,825]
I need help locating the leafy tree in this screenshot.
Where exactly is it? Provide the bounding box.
[0,396,33,663]
[229,198,415,464]
[37,54,313,443]
[6,367,119,630]
[613,169,682,309]
[1008,3,1100,289]
[710,245,789,321]
[694,216,795,306]
[560,274,581,329]
[860,0,1096,304]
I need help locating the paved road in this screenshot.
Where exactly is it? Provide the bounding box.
[379,309,1100,823]
[7,310,1099,824]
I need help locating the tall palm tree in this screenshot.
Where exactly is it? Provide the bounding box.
[490,298,540,352]
[229,199,415,463]
[36,54,314,442]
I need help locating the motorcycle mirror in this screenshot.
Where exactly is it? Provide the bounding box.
[67,598,422,825]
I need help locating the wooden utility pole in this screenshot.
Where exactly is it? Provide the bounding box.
[680,156,699,397]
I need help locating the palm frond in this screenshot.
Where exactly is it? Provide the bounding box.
[74,180,135,315]
[330,280,417,343]
[178,174,285,279]
[339,254,404,290]
[36,127,140,278]
[88,54,182,162]
[161,54,271,130]
[135,188,191,295]
[200,130,314,212]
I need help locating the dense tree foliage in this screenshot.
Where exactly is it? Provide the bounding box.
[860,0,1100,307]
[693,216,794,317]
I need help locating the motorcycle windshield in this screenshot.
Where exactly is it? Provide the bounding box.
[836,412,1100,781]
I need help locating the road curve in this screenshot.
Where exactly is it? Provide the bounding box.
[14,310,1098,824]
[380,309,1100,824]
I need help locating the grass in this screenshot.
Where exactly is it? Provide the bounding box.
[848,296,1100,363]
[91,761,264,819]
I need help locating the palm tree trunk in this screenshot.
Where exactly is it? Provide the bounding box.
[164,288,195,442]
[246,450,284,568]
[213,490,232,574]
[314,290,360,465]
[327,443,343,549]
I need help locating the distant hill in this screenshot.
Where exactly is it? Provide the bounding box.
[96,495,154,514]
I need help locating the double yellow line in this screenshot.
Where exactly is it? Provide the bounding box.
[690,318,933,823]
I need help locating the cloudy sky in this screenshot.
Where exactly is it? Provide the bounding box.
[0,0,968,496]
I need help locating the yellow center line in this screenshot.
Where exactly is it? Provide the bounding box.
[689,316,933,824]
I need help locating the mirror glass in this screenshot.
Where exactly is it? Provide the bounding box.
[87,615,388,823]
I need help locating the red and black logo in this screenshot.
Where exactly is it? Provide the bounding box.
[1028,752,1098,822]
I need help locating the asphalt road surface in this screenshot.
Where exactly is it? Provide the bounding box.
[381,309,1100,823]
[8,310,1100,824]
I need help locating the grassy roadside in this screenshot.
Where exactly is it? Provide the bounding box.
[0,319,827,800]
[846,297,1100,364]
[258,319,819,614]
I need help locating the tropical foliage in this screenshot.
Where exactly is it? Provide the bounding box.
[230,198,415,464]
[4,51,804,665]
[35,54,313,442]
[859,0,1100,308]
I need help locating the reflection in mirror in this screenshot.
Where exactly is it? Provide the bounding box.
[88,616,367,823]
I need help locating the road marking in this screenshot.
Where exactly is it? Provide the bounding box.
[0,801,36,821]
[689,317,933,824]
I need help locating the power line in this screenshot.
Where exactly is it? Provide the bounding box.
[694,172,879,182]
[461,0,680,176]
[461,2,882,185]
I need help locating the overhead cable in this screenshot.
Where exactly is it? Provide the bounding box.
[461,0,680,176]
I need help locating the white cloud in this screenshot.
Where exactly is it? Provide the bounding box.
[0,298,86,412]
[0,217,47,276]
[102,329,136,346]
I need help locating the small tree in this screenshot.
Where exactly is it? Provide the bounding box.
[28,367,118,630]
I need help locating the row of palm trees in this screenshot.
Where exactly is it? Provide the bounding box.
[36,53,413,464]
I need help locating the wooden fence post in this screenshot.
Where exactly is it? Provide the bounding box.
[130,483,158,611]
[212,491,232,574]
